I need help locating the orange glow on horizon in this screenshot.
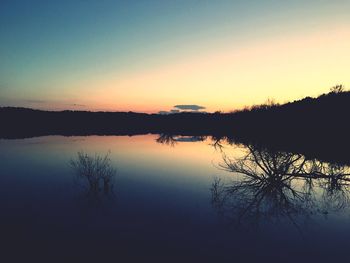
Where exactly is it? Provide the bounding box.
[18,25,349,113]
[67,26,349,113]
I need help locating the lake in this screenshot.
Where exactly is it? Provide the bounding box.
[1,134,350,262]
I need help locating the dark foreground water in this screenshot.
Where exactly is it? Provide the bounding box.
[1,135,350,262]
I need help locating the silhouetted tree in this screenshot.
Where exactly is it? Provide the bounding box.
[70,151,117,204]
[330,84,344,93]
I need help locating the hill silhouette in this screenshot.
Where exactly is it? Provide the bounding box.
[1,90,350,164]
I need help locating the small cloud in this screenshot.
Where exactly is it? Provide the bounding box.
[159,105,206,114]
[174,104,206,111]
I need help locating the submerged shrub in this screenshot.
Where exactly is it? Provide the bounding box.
[70,151,116,194]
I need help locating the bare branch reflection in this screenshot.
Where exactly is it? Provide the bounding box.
[156,134,177,146]
[156,134,207,146]
[211,145,350,229]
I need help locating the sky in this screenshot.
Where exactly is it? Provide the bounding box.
[0,0,349,113]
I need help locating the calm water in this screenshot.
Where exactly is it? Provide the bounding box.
[1,134,350,262]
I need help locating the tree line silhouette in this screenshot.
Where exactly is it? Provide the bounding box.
[1,88,349,164]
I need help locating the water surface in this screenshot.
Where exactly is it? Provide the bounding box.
[1,135,349,262]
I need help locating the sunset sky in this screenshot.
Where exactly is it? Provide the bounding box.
[0,0,349,113]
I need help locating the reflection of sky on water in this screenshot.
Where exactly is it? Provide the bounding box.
[0,135,350,261]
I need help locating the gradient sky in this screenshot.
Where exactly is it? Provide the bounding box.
[0,0,349,112]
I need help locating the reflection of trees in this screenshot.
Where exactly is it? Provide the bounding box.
[211,145,350,228]
[156,134,177,146]
[70,151,117,204]
[156,134,207,146]
[209,136,225,151]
